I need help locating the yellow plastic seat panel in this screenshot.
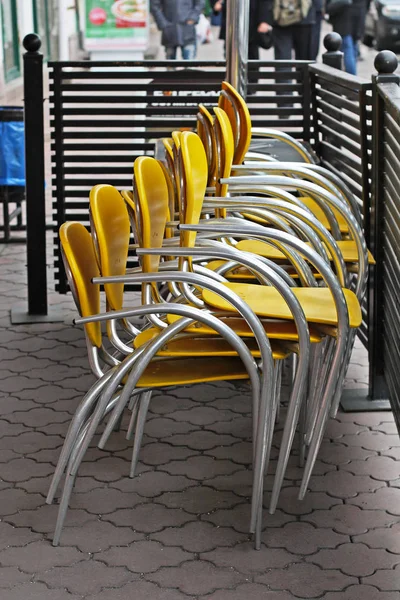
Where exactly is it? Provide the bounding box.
[236,239,375,264]
[166,314,325,343]
[134,329,290,360]
[300,197,349,233]
[59,222,102,348]
[202,283,362,328]
[135,357,249,387]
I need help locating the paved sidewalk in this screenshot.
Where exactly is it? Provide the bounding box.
[0,239,399,600]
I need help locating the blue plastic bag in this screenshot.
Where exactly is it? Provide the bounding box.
[0,107,25,187]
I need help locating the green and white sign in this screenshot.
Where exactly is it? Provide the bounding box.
[84,0,149,50]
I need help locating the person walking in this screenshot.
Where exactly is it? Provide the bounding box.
[327,0,369,74]
[150,0,206,60]
[211,0,271,84]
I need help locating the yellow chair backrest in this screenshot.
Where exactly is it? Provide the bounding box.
[120,190,140,245]
[219,81,252,165]
[180,130,208,250]
[133,156,169,273]
[213,107,235,201]
[89,184,130,312]
[157,159,175,236]
[197,104,217,186]
[59,222,102,349]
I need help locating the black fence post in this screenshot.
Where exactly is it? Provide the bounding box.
[322,33,343,70]
[11,34,62,324]
[369,50,399,400]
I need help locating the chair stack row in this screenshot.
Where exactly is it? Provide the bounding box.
[47,81,372,550]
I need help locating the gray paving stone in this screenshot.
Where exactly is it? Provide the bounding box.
[6,407,73,427]
[158,486,246,514]
[0,488,44,516]
[202,584,295,600]
[340,431,400,451]
[86,580,189,600]
[201,542,299,574]
[1,582,82,600]
[324,584,400,599]
[70,487,145,515]
[98,540,193,573]
[37,559,134,595]
[139,442,195,465]
[255,562,357,598]
[0,540,83,574]
[0,396,37,416]
[383,447,400,460]
[325,419,368,438]
[104,503,193,533]
[302,504,398,534]
[145,417,200,439]
[162,456,244,481]
[265,521,348,554]
[8,504,95,534]
[165,429,239,450]
[362,564,400,590]
[0,457,54,482]
[318,440,377,464]
[341,455,400,481]
[152,520,246,552]
[348,487,400,514]
[307,542,400,576]
[60,519,144,552]
[0,566,31,589]
[354,523,400,553]
[169,406,239,425]
[307,469,385,498]
[0,521,41,550]
[146,559,246,595]
[111,470,197,497]
[274,486,342,515]
[203,504,294,533]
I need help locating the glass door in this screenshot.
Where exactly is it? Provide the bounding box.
[1,0,20,82]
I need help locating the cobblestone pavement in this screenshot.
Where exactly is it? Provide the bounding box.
[0,239,399,600]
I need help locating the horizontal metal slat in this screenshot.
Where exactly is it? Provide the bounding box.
[318,110,362,146]
[319,138,362,172]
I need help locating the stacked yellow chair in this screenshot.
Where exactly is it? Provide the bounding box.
[48,83,368,551]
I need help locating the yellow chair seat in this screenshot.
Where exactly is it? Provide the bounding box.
[167,314,325,343]
[202,283,362,328]
[135,357,249,387]
[206,260,323,282]
[134,328,290,360]
[300,197,349,233]
[235,239,375,265]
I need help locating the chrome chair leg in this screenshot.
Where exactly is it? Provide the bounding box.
[130,390,152,478]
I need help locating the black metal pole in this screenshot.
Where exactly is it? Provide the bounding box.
[23,34,47,316]
[369,51,399,400]
[322,33,343,70]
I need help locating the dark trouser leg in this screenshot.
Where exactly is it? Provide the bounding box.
[311,13,323,60]
[248,42,260,87]
[273,27,294,107]
[293,24,313,60]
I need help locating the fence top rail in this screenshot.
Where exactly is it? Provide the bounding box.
[378,82,400,123]
[48,59,313,70]
[309,62,372,91]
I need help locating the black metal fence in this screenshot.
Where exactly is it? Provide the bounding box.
[18,33,400,423]
[49,58,314,293]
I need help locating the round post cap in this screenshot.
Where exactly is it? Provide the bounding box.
[323,32,342,52]
[23,34,42,53]
[374,50,398,74]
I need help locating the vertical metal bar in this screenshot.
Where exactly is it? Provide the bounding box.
[302,64,312,142]
[358,87,372,249]
[51,63,68,293]
[225,0,249,97]
[309,70,320,153]
[23,34,48,315]
[322,33,343,70]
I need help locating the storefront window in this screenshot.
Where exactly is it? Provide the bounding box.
[1,0,20,82]
[33,0,50,60]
